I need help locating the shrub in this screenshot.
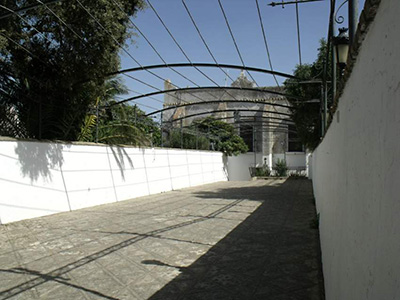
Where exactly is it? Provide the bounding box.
[273,159,288,177]
[254,166,271,177]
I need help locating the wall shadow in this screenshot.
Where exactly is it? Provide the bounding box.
[109,146,134,181]
[0,179,323,300]
[148,179,325,299]
[0,192,248,299]
[14,141,64,182]
[0,268,118,300]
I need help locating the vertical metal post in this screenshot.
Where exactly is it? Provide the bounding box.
[348,0,358,47]
[295,1,302,66]
[95,101,99,143]
[253,126,256,167]
[331,23,337,112]
[320,83,325,137]
[180,119,183,149]
[160,112,163,148]
[39,101,42,139]
[195,125,198,150]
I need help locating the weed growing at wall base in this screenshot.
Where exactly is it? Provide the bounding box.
[273,159,288,177]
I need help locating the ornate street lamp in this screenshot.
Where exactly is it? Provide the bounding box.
[333,27,350,75]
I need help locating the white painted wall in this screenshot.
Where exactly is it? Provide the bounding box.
[226,152,263,181]
[227,152,307,180]
[311,1,400,299]
[285,152,306,170]
[0,139,227,224]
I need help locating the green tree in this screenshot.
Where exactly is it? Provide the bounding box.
[0,0,144,140]
[284,39,331,150]
[194,117,248,156]
[167,129,210,150]
[78,78,160,146]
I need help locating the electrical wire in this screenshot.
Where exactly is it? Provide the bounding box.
[295,0,303,66]
[109,0,220,106]
[126,88,164,105]
[254,0,280,87]
[110,0,203,89]
[217,0,260,87]
[0,0,62,20]
[110,0,244,121]
[74,0,204,108]
[180,0,243,102]
[75,0,168,86]
[0,32,48,66]
[0,4,56,47]
[36,0,83,40]
[146,0,221,88]
[181,0,235,84]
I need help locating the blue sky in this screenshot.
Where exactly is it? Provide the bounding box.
[118,0,365,115]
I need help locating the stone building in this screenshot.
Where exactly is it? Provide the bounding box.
[162,71,303,169]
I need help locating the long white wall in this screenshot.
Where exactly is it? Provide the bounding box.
[226,152,262,181]
[227,152,307,180]
[0,139,227,224]
[311,1,400,299]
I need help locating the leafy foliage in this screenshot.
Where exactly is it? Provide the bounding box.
[273,159,288,177]
[254,166,271,177]
[194,117,248,156]
[166,117,247,155]
[167,129,210,150]
[284,39,332,150]
[0,0,144,140]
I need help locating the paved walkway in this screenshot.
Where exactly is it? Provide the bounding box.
[0,178,324,299]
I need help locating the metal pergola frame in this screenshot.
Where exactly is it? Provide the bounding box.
[108,63,299,80]
[163,109,293,125]
[146,99,292,117]
[108,86,301,107]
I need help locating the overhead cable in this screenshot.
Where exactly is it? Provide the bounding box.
[146,0,221,87]
[181,0,243,102]
[295,1,303,66]
[217,0,260,87]
[255,0,280,87]
[75,0,201,107]
[0,0,62,20]
[110,0,205,89]
[181,0,235,84]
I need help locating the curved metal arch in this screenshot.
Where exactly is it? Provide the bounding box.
[164,109,293,124]
[108,86,300,108]
[107,62,298,79]
[197,116,295,127]
[178,126,294,136]
[146,99,292,117]
[180,121,295,133]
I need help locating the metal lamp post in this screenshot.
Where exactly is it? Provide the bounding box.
[333,27,350,76]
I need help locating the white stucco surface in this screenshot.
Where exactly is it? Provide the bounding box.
[226,152,307,180]
[285,152,306,170]
[311,1,400,299]
[0,140,227,224]
[226,152,263,181]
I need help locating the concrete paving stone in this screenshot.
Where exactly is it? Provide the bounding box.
[39,285,88,300]
[109,264,149,286]
[127,277,164,299]
[0,179,324,299]
[23,256,59,274]
[73,268,126,296]
[49,247,89,270]
[0,252,20,269]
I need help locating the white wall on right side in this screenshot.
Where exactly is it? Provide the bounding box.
[311,1,400,299]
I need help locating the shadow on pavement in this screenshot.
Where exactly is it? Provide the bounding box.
[0,179,324,300]
[148,178,325,300]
